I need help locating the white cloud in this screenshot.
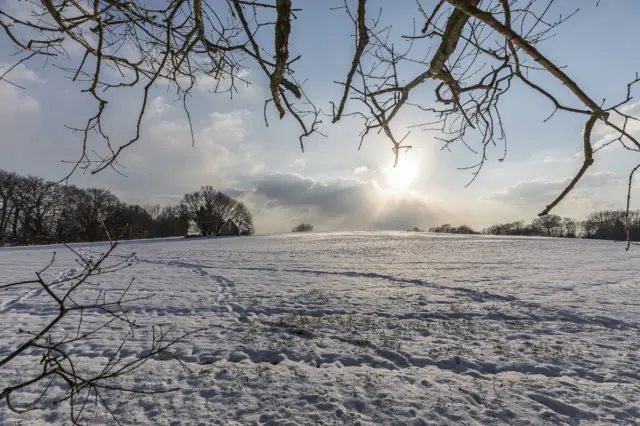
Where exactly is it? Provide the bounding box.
[171,69,256,99]
[290,158,308,167]
[149,96,170,116]
[1,0,38,22]
[354,166,368,174]
[0,84,39,116]
[1,0,97,62]
[489,172,621,204]
[79,108,265,205]
[194,69,250,91]
[577,103,640,155]
[0,62,44,85]
[0,81,44,177]
[208,109,250,139]
[485,171,626,218]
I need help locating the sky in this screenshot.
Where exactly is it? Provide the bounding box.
[1,0,640,233]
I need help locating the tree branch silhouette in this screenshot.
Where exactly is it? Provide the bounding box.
[1,235,204,424]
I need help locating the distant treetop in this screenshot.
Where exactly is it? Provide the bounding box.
[292,223,314,233]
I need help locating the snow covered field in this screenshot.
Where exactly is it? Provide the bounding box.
[1,232,639,425]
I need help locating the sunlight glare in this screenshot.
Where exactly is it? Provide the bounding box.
[385,157,419,190]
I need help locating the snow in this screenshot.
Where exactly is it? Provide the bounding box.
[1,232,639,425]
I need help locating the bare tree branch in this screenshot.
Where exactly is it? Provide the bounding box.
[539,115,597,216]
[1,0,638,225]
[625,164,640,250]
[1,236,205,424]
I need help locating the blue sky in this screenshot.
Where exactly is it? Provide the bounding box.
[1,0,639,233]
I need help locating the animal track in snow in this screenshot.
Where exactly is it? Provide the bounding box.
[0,266,78,312]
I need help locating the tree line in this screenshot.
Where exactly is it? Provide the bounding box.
[428,224,479,235]
[0,170,254,246]
[427,212,640,241]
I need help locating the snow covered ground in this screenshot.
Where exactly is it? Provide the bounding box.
[1,232,639,425]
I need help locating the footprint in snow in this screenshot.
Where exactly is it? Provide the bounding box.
[528,393,597,420]
[189,267,209,277]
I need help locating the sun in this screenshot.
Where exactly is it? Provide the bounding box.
[385,157,419,190]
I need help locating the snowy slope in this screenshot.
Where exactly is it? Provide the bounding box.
[1,232,639,425]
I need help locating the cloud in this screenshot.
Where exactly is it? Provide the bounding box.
[209,109,249,135]
[486,172,623,216]
[254,173,373,216]
[2,0,98,57]
[195,69,252,90]
[290,158,308,168]
[0,84,39,116]
[489,172,620,204]
[0,0,39,23]
[0,62,44,85]
[0,81,44,177]
[578,102,640,155]
[149,96,170,116]
[72,108,266,205]
[354,166,368,174]
[170,69,256,99]
[248,172,446,232]
[0,63,42,116]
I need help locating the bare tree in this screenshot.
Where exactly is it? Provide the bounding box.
[483,220,533,236]
[292,223,313,232]
[532,214,562,237]
[0,238,203,425]
[0,0,638,241]
[0,168,233,245]
[581,209,640,246]
[143,204,162,221]
[156,205,190,237]
[233,201,255,235]
[0,171,21,244]
[429,224,478,234]
[561,217,578,238]
[180,185,252,236]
